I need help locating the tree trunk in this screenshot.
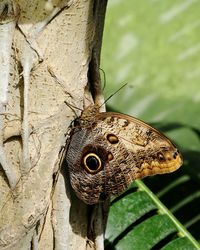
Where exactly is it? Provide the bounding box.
[0,0,107,249]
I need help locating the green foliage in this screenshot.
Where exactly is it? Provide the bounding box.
[105,181,199,249]
[101,0,200,248]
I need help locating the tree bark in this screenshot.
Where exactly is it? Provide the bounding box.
[0,0,107,249]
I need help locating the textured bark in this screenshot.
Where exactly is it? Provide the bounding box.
[0,0,107,249]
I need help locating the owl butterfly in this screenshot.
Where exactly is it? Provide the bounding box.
[66,104,183,205]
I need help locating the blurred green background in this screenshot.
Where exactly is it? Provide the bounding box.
[101,0,200,244]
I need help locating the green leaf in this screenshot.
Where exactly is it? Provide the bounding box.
[105,181,200,250]
[106,188,157,242]
[101,0,200,250]
[114,214,176,250]
[101,0,200,129]
[102,0,200,247]
[162,237,198,250]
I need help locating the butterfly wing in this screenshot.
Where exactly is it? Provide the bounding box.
[96,112,183,174]
[66,111,182,205]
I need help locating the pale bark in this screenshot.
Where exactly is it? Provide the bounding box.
[0,0,107,249]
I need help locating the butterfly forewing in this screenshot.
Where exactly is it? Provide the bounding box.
[96,112,182,173]
[66,105,183,204]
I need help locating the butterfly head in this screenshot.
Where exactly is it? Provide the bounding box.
[73,104,100,127]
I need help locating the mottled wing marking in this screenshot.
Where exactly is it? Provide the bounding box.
[67,105,183,204]
[94,112,182,178]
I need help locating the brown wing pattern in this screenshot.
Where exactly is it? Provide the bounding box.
[66,106,183,204]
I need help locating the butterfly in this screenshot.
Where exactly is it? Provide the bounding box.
[66,104,183,205]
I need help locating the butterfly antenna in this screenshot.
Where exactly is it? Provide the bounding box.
[64,101,82,118]
[99,67,106,90]
[99,82,128,108]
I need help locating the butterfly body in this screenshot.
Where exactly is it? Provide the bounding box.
[66,105,183,205]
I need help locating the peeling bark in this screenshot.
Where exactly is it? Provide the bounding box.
[0,0,108,249]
